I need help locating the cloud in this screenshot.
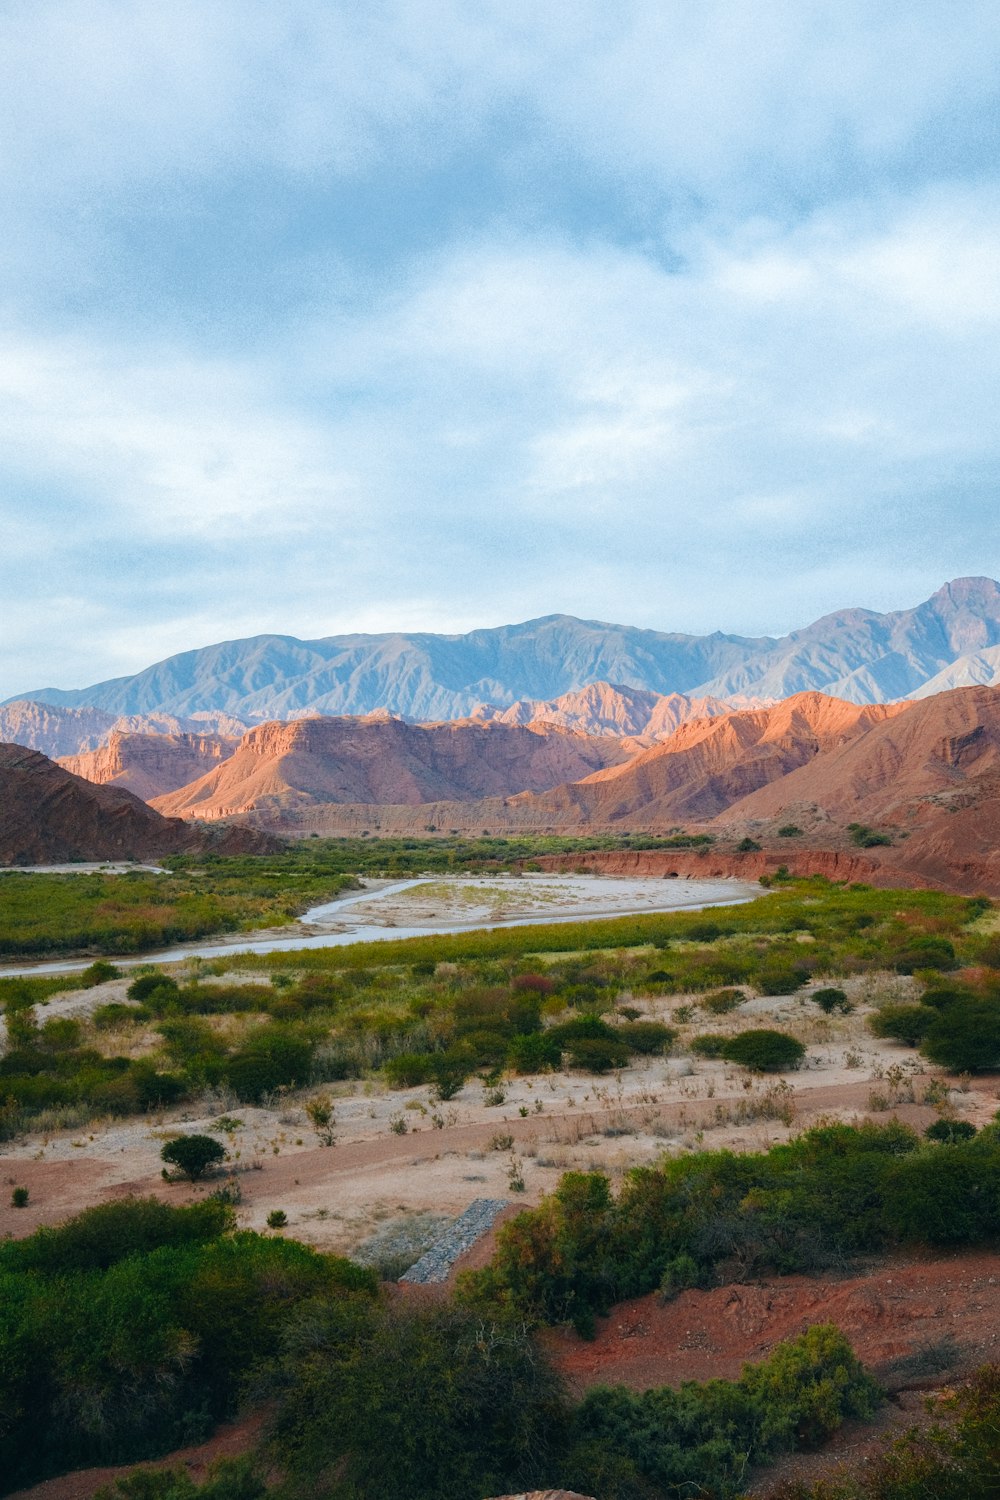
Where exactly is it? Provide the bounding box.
[2,4,1000,696]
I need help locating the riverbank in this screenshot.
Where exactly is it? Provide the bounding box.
[0,872,762,976]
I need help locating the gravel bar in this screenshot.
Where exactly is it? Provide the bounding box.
[399,1197,510,1283]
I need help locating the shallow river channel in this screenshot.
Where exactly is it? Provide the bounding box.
[2,873,763,978]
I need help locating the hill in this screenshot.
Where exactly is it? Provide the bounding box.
[11,577,1000,722]
[0,744,275,864]
[149,715,633,821]
[254,693,905,837]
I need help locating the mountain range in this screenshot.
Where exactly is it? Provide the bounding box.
[9,577,1000,726]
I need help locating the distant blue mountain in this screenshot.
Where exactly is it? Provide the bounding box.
[12,578,1000,723]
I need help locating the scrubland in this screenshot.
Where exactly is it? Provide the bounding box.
[4,872,1000,1499]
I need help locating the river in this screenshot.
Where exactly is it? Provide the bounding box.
[1,873,763,977]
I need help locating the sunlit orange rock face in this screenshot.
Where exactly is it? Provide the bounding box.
[149,715,633,821]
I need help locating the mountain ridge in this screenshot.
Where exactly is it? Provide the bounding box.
[12,577,1000,723]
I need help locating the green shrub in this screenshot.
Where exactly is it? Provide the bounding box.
[722,1029,806,1071]
[689,1033,727,1058]
[894,935,957,973]
[616,1021,676,1055]
[868,1003,935,1047]
[383,1052,436,1088]
[270,1300,565,1500]
[567,1325,879,1498]
[812,986,852,1013]
[80,960,122,987]
[702,987,745,1015]
[925,1118,977,1143]
[777,825,803,837]
[93,1002,149,1029]
[0,1197,369,1490]
[161,1134,226,1181]
[430,1052,470,1100]
[565,1036,631,1073]
[127,972,179,1002]
[266,1210,288,1229]
[758,966,808,995]
[921,1000,1000,1071]
[94,1457,265,1500]
[11,1186,28,1208]
[508,1032,561,1073]
[736,836,763,852]
[659,1252,700,1300]
[848,823,893,848]
[225,1027,312,1101]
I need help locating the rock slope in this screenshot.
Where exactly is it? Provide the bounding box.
[470,681,749,738]
[0,744,274,864]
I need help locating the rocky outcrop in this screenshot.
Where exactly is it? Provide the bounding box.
[150,716,634,821]
[0,743,275,864]
[61,730,239,800]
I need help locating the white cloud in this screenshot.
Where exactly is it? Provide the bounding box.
[2,4,1000,695]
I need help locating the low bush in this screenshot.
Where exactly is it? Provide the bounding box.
[702,987,745,1015]
[127,972,179,1002]
[812,987,852,1013]
[868,1003,935,1047]
[0,1197,375,1489]
[508,1031,561,1073]
[925,1118,977,1143]
[565,1036,631,1073]
[270,1300,565,1500]
[689,1033,727,1058]
[921,1000,1000,1071]
[722,1030,806,1072]
[80,960,122,987]
[758,967,808,995]
[467,1121,995,1328]
[567,1325,879,1498]
[615,1020,676,1055]
[161,1134,226,1181]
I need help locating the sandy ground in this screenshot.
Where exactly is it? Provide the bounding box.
[0,863,169,875]
[308,873,761,932]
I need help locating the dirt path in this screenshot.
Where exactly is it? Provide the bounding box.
[7,1412,269,1500]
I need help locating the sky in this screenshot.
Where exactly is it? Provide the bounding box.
[3,1,1000,699]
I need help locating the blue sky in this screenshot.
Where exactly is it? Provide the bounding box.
[3,1,1000,698]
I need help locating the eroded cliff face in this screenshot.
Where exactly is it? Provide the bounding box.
[61,731,239,800]
[0,743,275,863]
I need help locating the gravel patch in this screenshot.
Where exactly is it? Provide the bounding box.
[399,1197,510,1283]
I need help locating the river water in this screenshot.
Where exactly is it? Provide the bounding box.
[1,873,762,978]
